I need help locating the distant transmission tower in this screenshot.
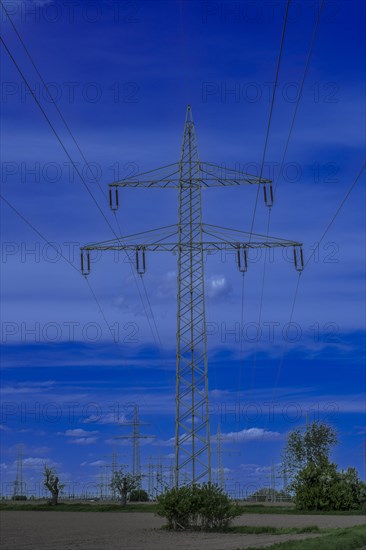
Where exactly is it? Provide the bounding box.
[99,465,109,500]
[148,455,154,498]
[216,423,224,490]
[104,449,119,500]
[271,459,276,502]
[169,459,174,489]
[13,444,24,498]
[283,468,288,495]
[81,105,304,485]
[114,405,154,488]
[156,452,164,495]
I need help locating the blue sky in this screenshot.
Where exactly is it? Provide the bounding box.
[1,0,365,498]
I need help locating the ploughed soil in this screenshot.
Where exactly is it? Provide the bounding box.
[1,510,365,550]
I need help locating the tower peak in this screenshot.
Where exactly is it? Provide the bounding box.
[181,105,199,164]
[185,104,193,123]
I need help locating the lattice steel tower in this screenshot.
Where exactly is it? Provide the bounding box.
[216,423,225,490]
[81,105,303,486]
[114,405,154,489]
[13,444,24,498]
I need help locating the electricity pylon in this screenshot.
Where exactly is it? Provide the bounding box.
[148,455,154,498]
[13,444,24,498]
[81,105,304,486]
[271,459,276,502]
[216,423,224,490]
[215,423,241,491]
[104,448,125,500]
[114,405,154,488]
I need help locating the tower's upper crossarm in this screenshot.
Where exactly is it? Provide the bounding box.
[108,162,271,189]
[199,163,271,186]
[110,163,181,188]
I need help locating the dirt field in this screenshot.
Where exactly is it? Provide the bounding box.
[1,511,365,550]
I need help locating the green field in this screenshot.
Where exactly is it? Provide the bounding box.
[239,525,366,550]
[0,501,158,512]
[0,501,364,516]
[229,525,322,535]
[235,504,366,516]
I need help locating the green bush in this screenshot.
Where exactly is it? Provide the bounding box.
[156,482,241,531]
[129,489,149,502]
[292,461,366,511]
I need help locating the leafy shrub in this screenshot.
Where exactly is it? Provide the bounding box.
[129,489,149,502]
[12,495,27,501]
[156,482,241,531]
[292,460,366,511]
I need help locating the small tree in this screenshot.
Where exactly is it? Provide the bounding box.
[110,469,141,506]
[43,465,64,506]
[282,422,365,511]
[282,421,338,478]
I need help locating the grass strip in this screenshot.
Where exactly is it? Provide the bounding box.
[0,502,158,513]
[228,525,321,535]
[235,505,366,516]
[236,525,366,550]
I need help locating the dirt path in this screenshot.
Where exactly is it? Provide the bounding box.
[0,511,365,550]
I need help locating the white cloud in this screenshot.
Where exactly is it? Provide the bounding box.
[210,389,231,399]
[0,424,11,431]
[23,457,58,468]
[68,437,98,446]
[0,380,55,395]
[222,427,281,441]
[158,436,176,447]
[62,429,99,445]
[81,460,108,467]
[64,429,99,437]
[31,446,51,455]
[238,462,285,496]
[113,295,130,311]
[206,275,232,300]
[157,427,280,448]
[155,271,177,300]
[83,413,129,425]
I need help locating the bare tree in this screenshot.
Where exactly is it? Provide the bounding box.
[43,465,64,506]
[110,469,141,506]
